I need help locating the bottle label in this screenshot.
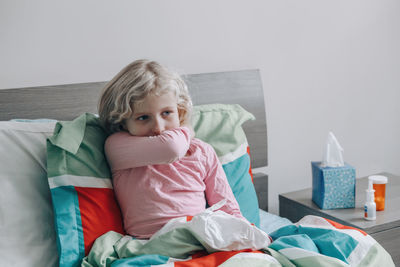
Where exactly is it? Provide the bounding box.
[364,204,376,219]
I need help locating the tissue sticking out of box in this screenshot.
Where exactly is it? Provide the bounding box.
[322,132,344,167]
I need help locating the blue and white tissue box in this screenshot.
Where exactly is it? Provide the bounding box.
[311,161,356,209]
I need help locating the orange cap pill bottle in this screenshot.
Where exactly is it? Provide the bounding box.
[368,175,388,211]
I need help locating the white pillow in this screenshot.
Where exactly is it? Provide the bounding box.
[0,121,58,267]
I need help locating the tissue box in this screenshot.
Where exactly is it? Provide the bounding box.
[311,161,356,209]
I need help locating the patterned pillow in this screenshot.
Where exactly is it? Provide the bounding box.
[47,113,124,267]
[192,104,260,226]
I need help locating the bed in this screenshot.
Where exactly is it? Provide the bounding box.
[0,69,394,266]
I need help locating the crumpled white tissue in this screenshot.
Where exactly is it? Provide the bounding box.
[150,200,271,253]
[322,131,344,167]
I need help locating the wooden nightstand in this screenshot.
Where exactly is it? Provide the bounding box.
[279,172,399,265]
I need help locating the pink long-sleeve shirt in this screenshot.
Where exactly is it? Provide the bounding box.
[104,127,243,238]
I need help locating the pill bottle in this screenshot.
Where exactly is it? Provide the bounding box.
[368,175,388,211]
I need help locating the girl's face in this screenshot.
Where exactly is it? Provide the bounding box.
[125,91,180,136]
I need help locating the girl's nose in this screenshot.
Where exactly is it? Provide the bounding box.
[152,119,164,135]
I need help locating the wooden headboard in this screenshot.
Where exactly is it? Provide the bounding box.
[0,69,269,210]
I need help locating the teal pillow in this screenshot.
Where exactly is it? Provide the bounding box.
[192,104,260,226]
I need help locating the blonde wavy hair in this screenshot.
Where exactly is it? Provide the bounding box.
[98,59,192,134]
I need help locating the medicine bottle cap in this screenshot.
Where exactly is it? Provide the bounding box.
[368,175,388,184]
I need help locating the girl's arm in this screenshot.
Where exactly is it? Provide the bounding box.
[203,143,244,218]
[105,127,191,171]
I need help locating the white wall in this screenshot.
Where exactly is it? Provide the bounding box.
[1,0,399,214]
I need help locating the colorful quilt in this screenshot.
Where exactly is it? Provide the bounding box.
[82,209,394,267]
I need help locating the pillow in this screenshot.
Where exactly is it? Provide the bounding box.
[0,120,58,267]
[192,104,260,226]
[46,113,124,267]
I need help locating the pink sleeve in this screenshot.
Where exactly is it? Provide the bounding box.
[105,127,191,171]
[203,143,244,219]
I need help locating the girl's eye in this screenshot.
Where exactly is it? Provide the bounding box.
[136,115,149,121]
[162,111,171,116]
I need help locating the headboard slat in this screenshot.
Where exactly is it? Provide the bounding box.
[0,69,267,168]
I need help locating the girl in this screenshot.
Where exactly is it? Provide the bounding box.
[98,59,243,238]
